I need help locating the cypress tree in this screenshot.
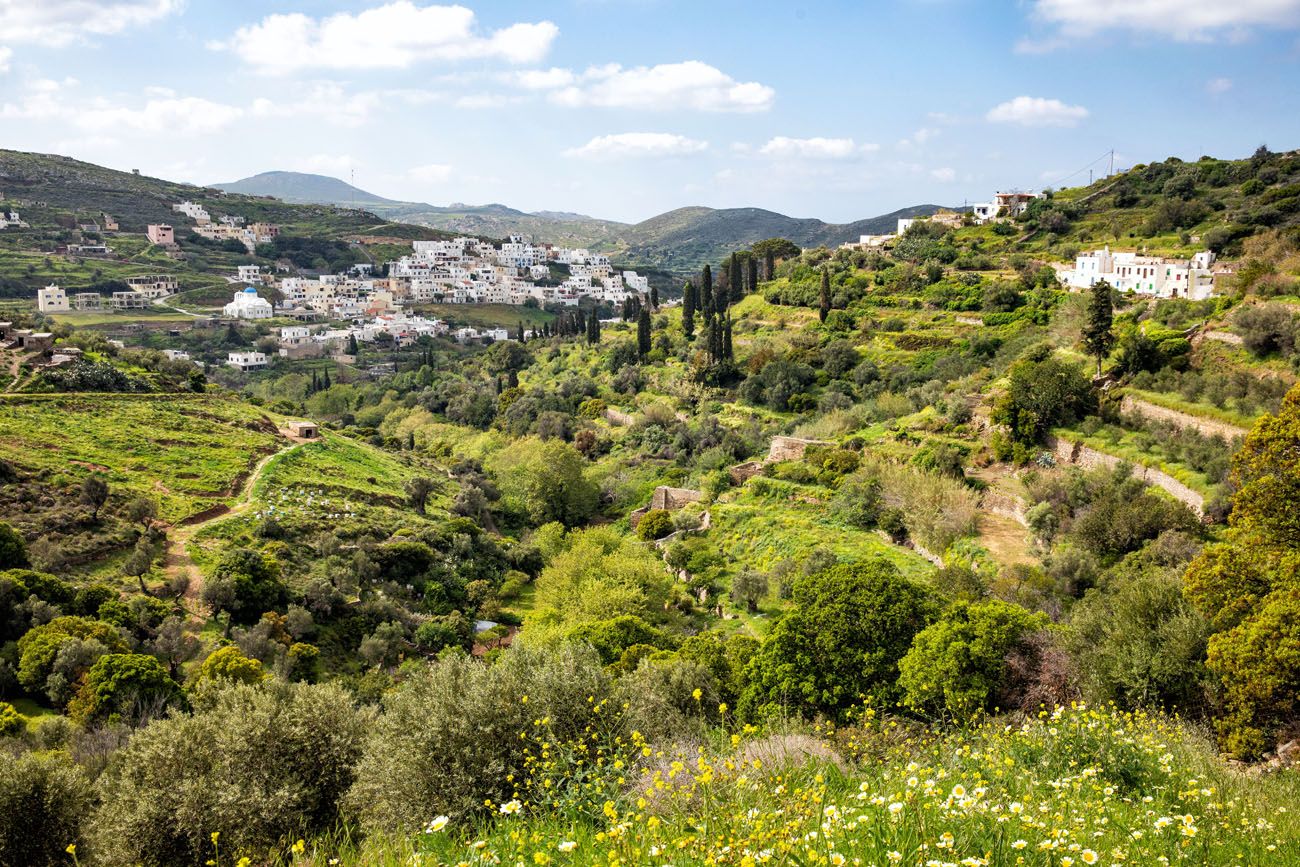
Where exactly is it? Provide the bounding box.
[650,285,659,309]
[682,280,696,340]
[819,268,831,323]
[1083,279,1115,375]
[764,251,775,281]
[747,257,758,296]
[323,370,331,389]
[723,310,734,362]
[701,265,713,313]
[729,255,743,306]
[636,306,652,359]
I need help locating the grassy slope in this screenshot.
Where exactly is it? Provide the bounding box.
[0,393,283,522]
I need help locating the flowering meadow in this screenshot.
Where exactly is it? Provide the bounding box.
[315,703,1299,867]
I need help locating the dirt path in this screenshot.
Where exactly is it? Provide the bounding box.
[1120,395,1249,441]
[164,439,306,619]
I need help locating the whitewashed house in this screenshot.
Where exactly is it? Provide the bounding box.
[37,285,70,313]
[227,350,268,371]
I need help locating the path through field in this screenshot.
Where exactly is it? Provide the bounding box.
[165,438,306,620]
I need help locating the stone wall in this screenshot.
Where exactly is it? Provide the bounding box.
[629,485,705,528]
[1120,394,1247,440]
[1201,330,1243,345]
[980,489,1027,526]
[767,436,832,463]
[1049,436,1205,515]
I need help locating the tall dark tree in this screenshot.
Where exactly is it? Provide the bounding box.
[516,321,526,343]
[682,280,696,340]
[729,255,743,306]
[1082,279,1115,375]
[819,268,832,324]
[649,285,659,309]
[747,257,758,296]
[723,310,734,362]
[346,333,359,355]
[636,307,652,359]
[701,264,713,313]
[81,475,109,521]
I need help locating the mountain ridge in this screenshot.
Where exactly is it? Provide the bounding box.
[211,169,951,272]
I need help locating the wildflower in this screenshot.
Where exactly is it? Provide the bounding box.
[1012,840,1028,850]
[66,845,76,856]
[887,852,903,863]
[1081,851,1098,865]
[830,854,846,866]
[558,841,577,853]
[888,801,905,816]
[692,689,702,701]
[500,799,523,815]
[291,839,305,857]
[211,833,220,847]
[425,815,450,833]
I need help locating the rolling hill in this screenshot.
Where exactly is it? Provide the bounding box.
[211,169,950,273]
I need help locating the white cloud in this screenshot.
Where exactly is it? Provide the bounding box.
[0,1,180,46]
[1026,0,1300,41]
[0,47,11,73]
[216,2,558,74]
[930,167,957,182]
[565,132,709,159]
[1206,77,1234,94]
[252,84,438,127]
[758,137,865,159]
[512,67,575,90]
[542,61,774,112]
[986,95,1089,127]
[77,96,243,135]
[410,163,453,182]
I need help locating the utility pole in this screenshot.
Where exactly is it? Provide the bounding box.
[1108,149,1114,177]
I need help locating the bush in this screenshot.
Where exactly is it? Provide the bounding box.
[739,559,937,721]
[92,681,371,865]
[345,643,617,832]
[899,600,1048,719]
[636,509,675,540]
[0,523,27,570]
[0,700,25,737]
[0,752,92,866]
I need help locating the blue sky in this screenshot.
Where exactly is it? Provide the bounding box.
[1,1,1299,223]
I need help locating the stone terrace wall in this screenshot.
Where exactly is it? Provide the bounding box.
[1050,436,1204,515]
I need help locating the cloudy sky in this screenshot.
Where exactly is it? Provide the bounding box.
[2,1,1299,223]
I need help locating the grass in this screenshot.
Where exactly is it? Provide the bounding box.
[7,697,58,733]
[49,309,197,326]
[313,704,1300,866]
[0,393,283,522]
[411,303,555,329]
[708,478,934,580]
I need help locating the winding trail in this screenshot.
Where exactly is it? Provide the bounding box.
[164,437,307,619]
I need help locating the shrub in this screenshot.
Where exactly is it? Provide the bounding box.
[0,523,27,570]
[636,509,675,540]
[345,643,617,832]
[740,559,938,721]
[92,681,371,865]
[67,653,183,724]
[0,752,92,866]
[0,700,25,737]
[194,645,267,686]
[898,599,1048,719]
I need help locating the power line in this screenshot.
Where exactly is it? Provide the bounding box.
[1040,149,1116,191]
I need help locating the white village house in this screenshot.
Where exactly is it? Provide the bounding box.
[1062,246,1218,300]
[37,284,70,313]
[227,350,268,371]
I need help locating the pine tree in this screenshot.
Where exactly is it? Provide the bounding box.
[636,307,652,359]
[701,265,713,313]
[682,280,696,340]
[819,268,832,324]
[1083,279,1115,375]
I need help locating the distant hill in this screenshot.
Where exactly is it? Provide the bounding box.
[210,169,951,273]
[212,171,424,215]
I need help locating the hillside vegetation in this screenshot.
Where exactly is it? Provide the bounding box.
[2,147,1300,867]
